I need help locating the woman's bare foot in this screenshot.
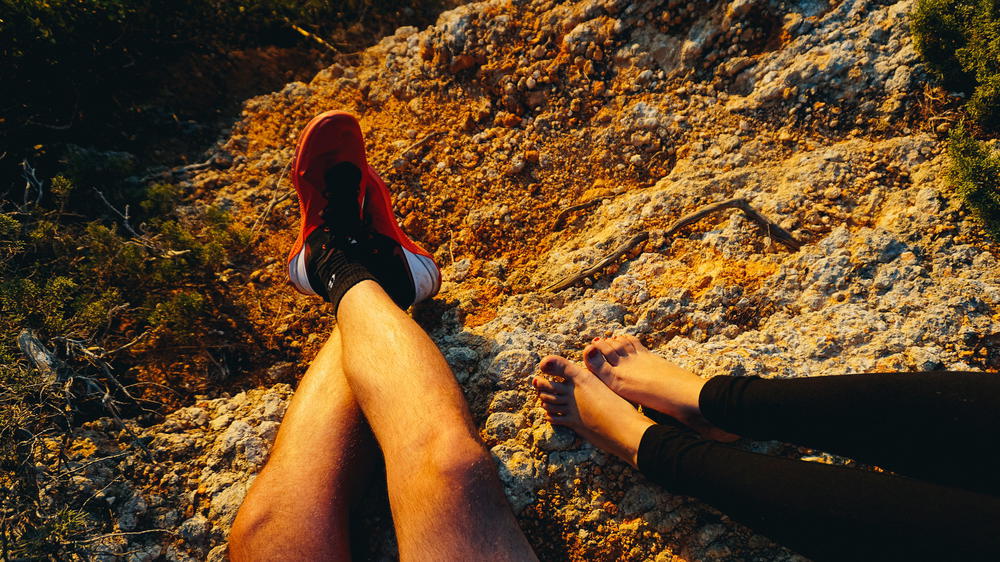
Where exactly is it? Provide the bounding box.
[532,355,655,468]
[583,336,738,442]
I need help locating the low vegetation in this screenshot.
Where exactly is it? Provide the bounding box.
[911,0,1000,130]
[911,0,1000,129]
[0,154,250,557]
[948,124,1000,238]
[911,0,1000,238]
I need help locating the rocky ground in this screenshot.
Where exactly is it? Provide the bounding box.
[38,0,999,559]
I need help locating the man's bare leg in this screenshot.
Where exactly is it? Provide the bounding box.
[229,328,378,561]
[337,280,536,560]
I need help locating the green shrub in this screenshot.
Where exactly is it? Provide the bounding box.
[912,0,1000,128]
[141,182,182,215]
[4,506,91,559]
[948,123,1000,237]
[148,291,207,343]
[0,178,247,556]
[0,213,24,263]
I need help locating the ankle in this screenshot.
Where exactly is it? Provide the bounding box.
[325,261,376,315]
[683,376,707,416]
[623,417,656,468]
[644,370,705,420]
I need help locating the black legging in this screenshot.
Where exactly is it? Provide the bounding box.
[636,372,1000,561]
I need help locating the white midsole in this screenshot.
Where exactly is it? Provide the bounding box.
[289,246,317,296]
[289,244,440,304]
[403,247,441,303]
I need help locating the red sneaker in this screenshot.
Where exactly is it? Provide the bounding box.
[287,111,441,306]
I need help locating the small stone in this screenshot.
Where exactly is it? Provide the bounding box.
[118,494,147,531]
[178,515,210,545]
[485,412,524,441]
[507,157,526,175]
[533,423,575,451]
[497,112,522,127]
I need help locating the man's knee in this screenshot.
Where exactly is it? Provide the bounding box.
[420,433,497,489]
[229,480,351,561]
[228,493,273,561]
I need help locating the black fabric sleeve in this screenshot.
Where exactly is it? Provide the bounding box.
[637,424,1000,561]
[698,372,1000,495]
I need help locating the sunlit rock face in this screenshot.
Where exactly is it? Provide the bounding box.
[51,0,998,559]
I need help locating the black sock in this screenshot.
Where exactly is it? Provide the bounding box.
[307,242,376,315]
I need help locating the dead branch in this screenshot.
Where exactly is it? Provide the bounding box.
[24,116,74,131]
[552,196,610,231]
[136,155,216,183]
[51,337,157,460]
[92,189,144,242]
[92,191,181,259]
[58,452,130,478]
[402,131,444,158]
[175,156,216,174]
[544,198,802,292]
[105,331,149,356]
[283,17,338,52]
[21,159,43,207]
[63,528,175,545]
[544,232,649,292]
[249,158,293,241]
[17,329,70,385]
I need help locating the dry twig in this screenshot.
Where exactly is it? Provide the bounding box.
[17,329,70,385]
[16,330,155,461]
[402,131,444,158]
[283,17,339,52]
[552,196,611,231]
[92,189,149,244]
[136,155,216,183]
[21,159,44,207]
[544,198,802,292]
[63,528,176,545]
[249,158,293,242]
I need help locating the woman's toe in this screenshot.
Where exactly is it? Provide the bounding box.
[542,401,569,417]
[533,373,570,395]
[591,339,620,365]
[615,336,636,355]
[623,334,644,351]
[609,336,634,356]
[543,354,593,383]
[539,355,571,377]
[584,345,616,379]
[538,392,567,405]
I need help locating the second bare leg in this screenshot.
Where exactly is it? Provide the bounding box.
[230,329,379,561]
[337,281,536,561]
